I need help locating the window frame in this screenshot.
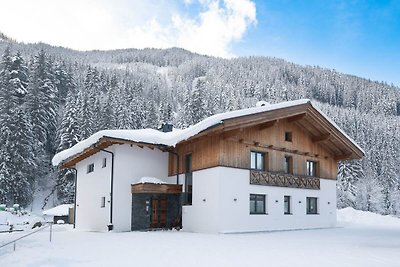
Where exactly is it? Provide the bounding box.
[284,155,293,174]
[250,194,267,215]
[87,163,95,173]
[102,158,107,168]
[183,153,193,206]
[285,131,292,142]
[250,151,267,171]
[284,195,291,215]
[306,197,318,215]
[101,197,106,208]
[306,160,318,177]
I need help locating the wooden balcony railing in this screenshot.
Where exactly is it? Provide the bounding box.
[250,170,320,190]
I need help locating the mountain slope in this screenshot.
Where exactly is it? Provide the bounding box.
[0,35,399,215]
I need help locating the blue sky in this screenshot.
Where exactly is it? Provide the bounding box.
[234,0,400,86]
[0,0,398,85]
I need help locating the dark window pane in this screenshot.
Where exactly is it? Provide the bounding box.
[284,195,291,214]
[184,154,193,205]
[87,163,94,173]
[307,197,318,214]
[285,132,292,142]
[250,194,266,214]
[102,158,107,168]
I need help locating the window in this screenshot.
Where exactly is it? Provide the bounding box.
[284,195,291,214]
[284,156,293,174]
[87,163,94,173]
[306,197,318,214]
[250,194,266,214]
[306,160,318,177]
[251,151,266,171]
[102,158,107,168]
[101,197,105,208]
[285,131,292,142]
[184,154,193,205]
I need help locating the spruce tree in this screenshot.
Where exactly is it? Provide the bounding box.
[0,48,35,206]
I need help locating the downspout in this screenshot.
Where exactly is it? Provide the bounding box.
[71,168,78,229]
[94,146,115,231]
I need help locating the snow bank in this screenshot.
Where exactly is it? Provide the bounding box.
[338,207,400,228]
[52,99,363,166]
[136,177,166,184]
[42,204,73,216]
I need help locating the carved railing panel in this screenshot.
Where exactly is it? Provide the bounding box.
[250,170,320,190]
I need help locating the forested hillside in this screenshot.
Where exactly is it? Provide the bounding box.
[0,36,399,214]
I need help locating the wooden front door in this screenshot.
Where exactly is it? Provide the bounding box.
[151,198,167,228]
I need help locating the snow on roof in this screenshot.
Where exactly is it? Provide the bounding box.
[135,177,166,185]
[43,204,73,216]
[311,104,364,154]
[52,99,363,166]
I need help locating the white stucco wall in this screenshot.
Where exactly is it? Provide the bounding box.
[76,147,336,233]
[75,144,169,232]
[75,151,112,231]
[180,166,337,233]
[112,144,168,231]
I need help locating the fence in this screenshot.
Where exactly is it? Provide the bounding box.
[0,223,53,252]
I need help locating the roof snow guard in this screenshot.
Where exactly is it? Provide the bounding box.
[52,99,364,168]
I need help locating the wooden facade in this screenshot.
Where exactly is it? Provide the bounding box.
[131,183,182,194]
[168,104,364,180]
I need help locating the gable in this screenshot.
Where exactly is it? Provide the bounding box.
[180,102,363,161]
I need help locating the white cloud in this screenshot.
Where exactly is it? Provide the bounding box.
[0,0,256,58]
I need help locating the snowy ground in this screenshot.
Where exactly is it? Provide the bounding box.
[1,208,400,267]
[0,211,44,232]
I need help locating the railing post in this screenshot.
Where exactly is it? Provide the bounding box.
[49,223,52,242]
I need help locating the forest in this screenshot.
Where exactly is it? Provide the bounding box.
[0,35,399,215]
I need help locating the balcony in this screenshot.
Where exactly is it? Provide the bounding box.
[250,170,320,190]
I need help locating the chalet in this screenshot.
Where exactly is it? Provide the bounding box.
[52,99,364,233]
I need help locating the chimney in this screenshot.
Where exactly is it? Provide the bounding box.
[256,100,270,107]
[159,123,173,133]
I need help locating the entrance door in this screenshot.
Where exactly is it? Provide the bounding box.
[151,198,167,228]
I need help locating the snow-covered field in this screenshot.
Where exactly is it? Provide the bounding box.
[1,208,400,267]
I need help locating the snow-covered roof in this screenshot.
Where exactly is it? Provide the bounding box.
[43,204,73,216]
[52,99,364,166]
[135,177,166,185]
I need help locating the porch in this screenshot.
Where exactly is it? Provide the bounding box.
[131,183,182,231]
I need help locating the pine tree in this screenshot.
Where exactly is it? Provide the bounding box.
[159,100,173,124]
[77,89,94,139]
[55,90,80,203]
[337,160,363,208]
[27,49,58,154]
[0,48,35,206]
